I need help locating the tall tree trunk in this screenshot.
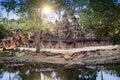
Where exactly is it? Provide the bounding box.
[7,12,10,27]
[36,30,40,53]
[35,8,41,53]
[59,10,61,21]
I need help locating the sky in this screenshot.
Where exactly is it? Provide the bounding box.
[0,0,19,19]
[0,10,20,20]
[0,0,58,22]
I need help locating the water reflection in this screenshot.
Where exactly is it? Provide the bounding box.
[0,64,120,80]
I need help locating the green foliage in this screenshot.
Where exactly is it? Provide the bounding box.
[80,0,120,44]
[0,24,8,39]
[21,21,35,35]
[21,21,53,35]
[41,21,53,31]
[1,0,120,45]
[1,0,16,13]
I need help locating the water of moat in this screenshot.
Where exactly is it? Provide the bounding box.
[0,63,120,80]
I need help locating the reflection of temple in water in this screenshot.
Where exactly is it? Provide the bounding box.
[28,69,97,80]
[1,64,120,80]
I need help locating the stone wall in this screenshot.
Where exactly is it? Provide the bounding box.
[40,38,110,49]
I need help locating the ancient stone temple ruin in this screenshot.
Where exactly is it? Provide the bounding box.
[40,16,110,49]
[1,16,110,50]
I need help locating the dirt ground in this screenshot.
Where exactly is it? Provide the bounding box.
[0,47,120,69]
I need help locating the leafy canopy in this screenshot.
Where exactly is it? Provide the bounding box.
[80,0,120,44]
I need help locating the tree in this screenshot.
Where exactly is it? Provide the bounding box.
[1,0,17,26]
[16,0,53,53]
[80,0,120,44]
[0,24,8,39]
[46,0,68,21]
